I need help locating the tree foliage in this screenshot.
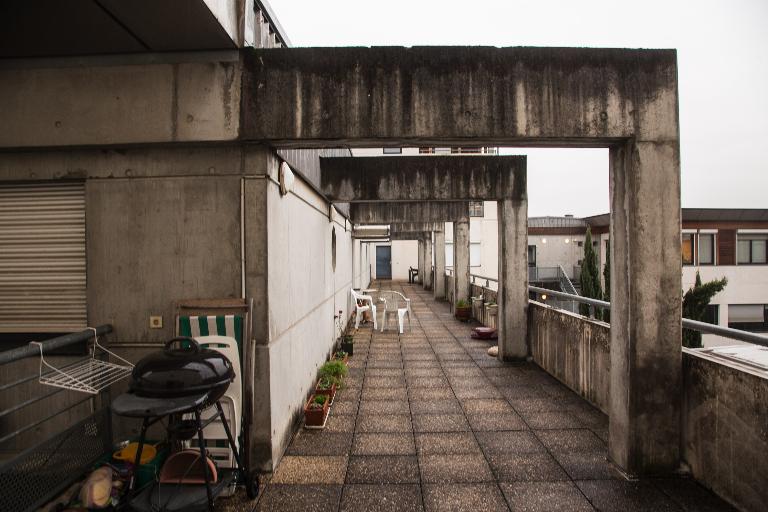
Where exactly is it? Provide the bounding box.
[682,271,727,348]
[579,228,602,317]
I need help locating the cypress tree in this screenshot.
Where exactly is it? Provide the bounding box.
[682,271,727,348]
[579,227,602,317]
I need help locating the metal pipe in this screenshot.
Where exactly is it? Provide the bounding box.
[0,325,113,366]
[0,395,92,445]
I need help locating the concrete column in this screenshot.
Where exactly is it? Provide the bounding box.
[423,234,433,290]
[434,230,446,300]
[608,140,682,476]
[453,220,470,313]
[352,239,360,289]
[417,239,424,284]
[497,198,528,360]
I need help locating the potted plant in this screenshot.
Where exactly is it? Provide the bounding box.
[319,360,349,388]
[455,299,472,321]
[333,350,349,365]
[315,376,337,404]
[340,332,354,356]
[304,394,330,428]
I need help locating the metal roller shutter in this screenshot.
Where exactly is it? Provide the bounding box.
[0,182,86,332]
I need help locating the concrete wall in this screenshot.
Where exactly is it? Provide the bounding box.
[0,53,241,148]
[257,156,356,470]
[682,350,768,512]
[528,301,611,413]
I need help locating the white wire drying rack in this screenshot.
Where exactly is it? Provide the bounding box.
[30,327,133,395]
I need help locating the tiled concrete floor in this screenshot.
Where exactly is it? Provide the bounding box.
[240,282,735,512]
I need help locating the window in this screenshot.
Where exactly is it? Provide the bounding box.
[702,304,719,325]
[728,304,768,332]
[699,233,715,265]
[737,234,768,264]
[682,233,694,265]
[528,245,536,267]
[331,227,337,271]
[383,147,402,154]
[470,242,481,267]
[468,201,484,217]
[577,241,583,247]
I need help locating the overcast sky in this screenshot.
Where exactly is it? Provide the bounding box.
[269,0,767,217]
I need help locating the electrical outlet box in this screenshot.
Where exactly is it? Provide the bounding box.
[149,315,163,329]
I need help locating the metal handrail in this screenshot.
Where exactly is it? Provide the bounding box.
[0,325,113,366]
[529,285,768,347]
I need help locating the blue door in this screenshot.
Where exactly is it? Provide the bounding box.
[376,246,392,279]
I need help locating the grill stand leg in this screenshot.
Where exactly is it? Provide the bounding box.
[215,400,247,476]
[128,417,150,493]
[195,408,215,511]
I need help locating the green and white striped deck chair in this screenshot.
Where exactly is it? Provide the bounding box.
[178,314,244,357]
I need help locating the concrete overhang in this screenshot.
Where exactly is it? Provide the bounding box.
[350,202,469,224]
[319,156,526,202]
[390,231,432,241]
[241,46,678,146]
[352,225,389,239]
[389,222,444,232]
[0,0,241,57]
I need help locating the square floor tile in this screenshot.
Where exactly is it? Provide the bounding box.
[340,484,424,512]
[415,432,481,455]
[576,479,682,512]
[364,376,406,388]
[535,429,606,453]
[361,387,408,401]
[409,387,456,401]
[405,368,444,378]
[500,482,593,512]
[476,430,545,454]
[271,456,348,484]
[423,483,510,512]
[453,386,504,400]
[346,455,420,484]
[410,399,463,415]
[332,400,359,416]
[553,452,623,480]
[519,411,583,429]
[462,399,515,414]
[352,433,416,455]
[255,484,342,512]
[286,431,353,456]
[487,452,569,482]
[324,414,357,433]
[466,413,528,432]
[653,478,739,512]
[412,414,471,433]
[359,399,410,415]
[508,397,563,412]
[356,414,412,433]
[408,376,450,388]
[419,454,495,483]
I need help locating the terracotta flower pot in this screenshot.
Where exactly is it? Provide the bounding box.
[304,394,330,427]
[455,305,472,321]
[315,381,337,404]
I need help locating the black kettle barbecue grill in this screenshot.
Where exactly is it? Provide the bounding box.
[112,337,258,511]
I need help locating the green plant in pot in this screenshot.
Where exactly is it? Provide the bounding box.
[333,349,349,364]
[315,376,337,404]
[319,360,348,388]
[304,393,330,428]
[454,298,472,321]
[340,333,354,356]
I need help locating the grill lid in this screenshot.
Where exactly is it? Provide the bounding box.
[130,337,234,398]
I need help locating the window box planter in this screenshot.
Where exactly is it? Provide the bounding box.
[304,394,330,428]
[315,378,337,405]
[454,300,472,321]
[340,335,354,356]
[333,350,349,365]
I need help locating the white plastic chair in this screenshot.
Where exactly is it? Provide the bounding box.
[378,291,411,334]
[351,289,377,330]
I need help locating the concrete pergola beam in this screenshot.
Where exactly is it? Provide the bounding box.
[389,222,444,232]
[350,201,469,224]
[389,231,431,241]
[318,156,525,202]
[242,45,682,476]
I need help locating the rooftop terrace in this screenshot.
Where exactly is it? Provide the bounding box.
[229,281,735,512]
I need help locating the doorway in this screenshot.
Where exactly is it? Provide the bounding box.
[376,245,392,279]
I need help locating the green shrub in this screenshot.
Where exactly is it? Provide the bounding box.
[456,299,469,308]
[308,394,327,409]
[319,360,348,387]
[317,376,334,390]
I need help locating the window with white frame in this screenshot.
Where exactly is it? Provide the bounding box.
[737,234,767,264]
[445,242,481,267]
[728,304,768,332]
[468,201,484,217]
[698,233,715,265]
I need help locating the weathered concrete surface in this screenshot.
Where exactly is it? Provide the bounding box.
[608,140,682,476]
[350,201,469,223]
[423,233,433,290]
[434,230,446,300]
[529,302,611,413]
[453,220,470,313]
[390,231,432,241]
[389,222,444,232]
[242,46,678,145]
[417,239,425,284]
[497,195,529,360]
[0,53,242,148]
[682,350,768,512]
[319,156,526,202]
